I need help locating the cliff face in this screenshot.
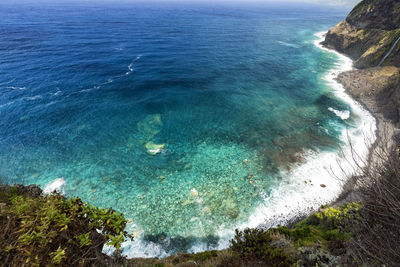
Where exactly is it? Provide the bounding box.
[323,0,400,69]
[323,0,400,127]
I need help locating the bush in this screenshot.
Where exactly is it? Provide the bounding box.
[230,228,296,266]
[0,185,130,266]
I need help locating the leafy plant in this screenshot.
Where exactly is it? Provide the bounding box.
[0,185,131,266]
[230,228,296,266]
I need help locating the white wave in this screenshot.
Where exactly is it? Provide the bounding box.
[53,89,61,96]
[328,107,350,120]
[25,95,42,101]
[277,41,300,48]
[0,101,15,109]
[46,100,58,107]
[79,85,100,93]
[126,55,141,75]
[120,239,169,259]
[80,55,142,94]
[6,86,26,90]
[126,63,134,75]
[43,178,66,195]
[119,32,377,259]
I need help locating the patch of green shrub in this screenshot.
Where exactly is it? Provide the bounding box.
[273,202,361,248]
[230,228,296,266]
[229,202,362,266]
[0,186,130,266]
[191,250,218,262]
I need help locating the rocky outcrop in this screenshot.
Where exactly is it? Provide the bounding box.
[337,67,400,124]
[322,0,400,68]
[323,0,400,130]
[0,183,42,198]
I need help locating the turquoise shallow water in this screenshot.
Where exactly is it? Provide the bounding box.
[0,2,365,256]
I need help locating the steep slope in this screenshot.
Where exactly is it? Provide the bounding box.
[323,0,400,68]
[323,0,400,127]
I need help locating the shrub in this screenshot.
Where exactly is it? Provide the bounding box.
[0,185,130,266]
[230,228,296,266]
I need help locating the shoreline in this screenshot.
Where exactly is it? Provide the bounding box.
[250,31,379,233]
[320,32,400,205]
[120,31,383,259]
[332,68,400,205]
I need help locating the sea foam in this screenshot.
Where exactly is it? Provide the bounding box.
[43,178,66,195]
[328,107,350,120]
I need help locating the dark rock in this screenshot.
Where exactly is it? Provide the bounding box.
[0,183,42,198]
[346,0,400,31]
[26,184,43,198]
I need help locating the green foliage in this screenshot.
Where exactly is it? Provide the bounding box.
[229,203,362,266]
[107,233,125,250]
[0,187,130,266]
[191,250,218,262]
[273,202,361,248]
[75,232,92,248]
[49,246,66,264]
[230,228,296,266]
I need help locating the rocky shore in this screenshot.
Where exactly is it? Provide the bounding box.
[336,67,400,165]
[320,0,400,208]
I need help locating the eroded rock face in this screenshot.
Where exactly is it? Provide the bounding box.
[322,0,400,68]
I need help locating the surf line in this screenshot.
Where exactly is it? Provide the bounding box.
[80,55,142,93]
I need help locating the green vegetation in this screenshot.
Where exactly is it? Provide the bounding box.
[0,185,130,266]
[0,185,362,266]
[231,228,296,266]
[230,203,361,266]
[275,202,361,246]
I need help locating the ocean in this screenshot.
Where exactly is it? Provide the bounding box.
[0,1,375,258]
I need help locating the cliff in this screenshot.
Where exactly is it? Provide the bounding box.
[323,0,400,69]
[323,0,400,129]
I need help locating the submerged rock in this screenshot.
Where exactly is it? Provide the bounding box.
[220,198,239,219]
[190,188,199,197]
[137,114,163,140]
[145,141,165,155]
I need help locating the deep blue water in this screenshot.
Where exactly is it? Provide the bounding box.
[0,2,355,256]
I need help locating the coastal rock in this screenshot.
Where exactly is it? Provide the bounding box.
[0,184,43,198]
[337,66,400,124]
[145,141,165,155]
[26,184,43,197]
[190,188,199,197]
